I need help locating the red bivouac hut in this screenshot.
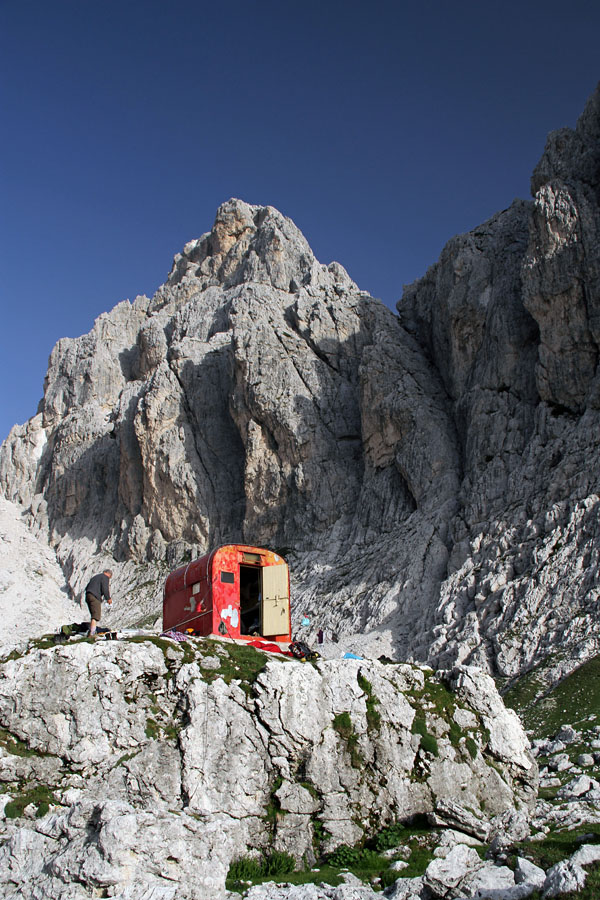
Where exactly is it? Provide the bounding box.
[162,544,291,642]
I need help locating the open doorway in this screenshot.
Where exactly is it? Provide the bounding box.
[240,565,261,635]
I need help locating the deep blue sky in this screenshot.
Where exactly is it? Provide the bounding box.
[1,0,598,442]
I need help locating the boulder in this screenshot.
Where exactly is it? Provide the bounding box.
[542,859,587,897]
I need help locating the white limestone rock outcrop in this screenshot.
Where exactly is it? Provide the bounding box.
[0,638,536,899]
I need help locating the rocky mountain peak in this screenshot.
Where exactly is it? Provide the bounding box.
[166,197,355,296]
[1,84,600,689]
[531,80,600,193]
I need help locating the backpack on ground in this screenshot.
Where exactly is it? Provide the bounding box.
[289,640,320,661]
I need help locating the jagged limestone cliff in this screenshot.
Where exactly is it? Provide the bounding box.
[0,84,599,682]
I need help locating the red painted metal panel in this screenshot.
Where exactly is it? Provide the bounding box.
[162,554,212,634]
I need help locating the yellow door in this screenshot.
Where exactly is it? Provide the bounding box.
[261,564,289,635]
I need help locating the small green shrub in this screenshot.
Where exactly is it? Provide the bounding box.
[228,856,264,880]
[312,817,331,852]
[327,844,360,867]
[380,868,399,888]
[327,844,380,868]
[374,822,408,852]
[262,850,296,876]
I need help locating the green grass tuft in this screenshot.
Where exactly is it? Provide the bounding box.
[227,849,296,885]
[448,720,463,747]
[145,718,160,740]
[412,717,427,737]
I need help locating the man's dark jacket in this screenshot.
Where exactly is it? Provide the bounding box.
[85,573,111,602]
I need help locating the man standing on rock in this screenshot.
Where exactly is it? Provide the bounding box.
[85,569,113,636]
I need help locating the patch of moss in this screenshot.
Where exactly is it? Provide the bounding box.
[264,775,285,825]
[348,736,364,768]
[196,641,269,694]
[145,718,160,740]
[223,642,269,687]
[420,733,439,757]
[115,750,141,767]
[333,712,353,741]
[357,672,381,732]
[332,712,363,768]
[300,781,319,800]
[465,736,478,759]
[163,722,181,741]
[4,784,58,819]
[125,634,176,655]
[412,674,458,718]
[0,728,40,758]
[411,717,439,757]
[412,717,427,737]
[179,641,197,666]
[448,720,463,748]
